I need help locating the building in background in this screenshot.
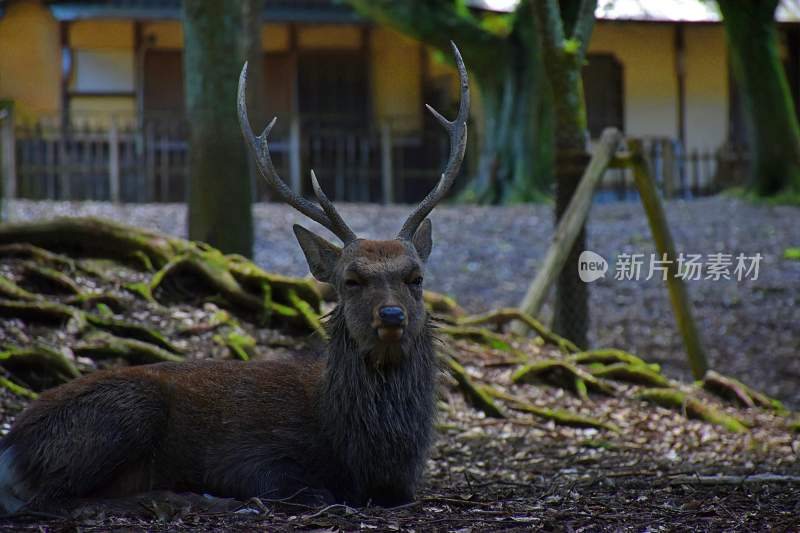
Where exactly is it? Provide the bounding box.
[1,0,799,202]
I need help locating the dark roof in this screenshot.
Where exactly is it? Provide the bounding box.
[32,0,363,23]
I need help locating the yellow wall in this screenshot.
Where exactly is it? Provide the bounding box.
[589,22,729,151]
[69,20,133,49]
[370,27,422,132]
[299,24,361,49]
[590,23,678,140]
[70,96,136,128]
[0,0,61,121]
[684,24,728,151]
[263,24,289,52]
[143,21,182,49]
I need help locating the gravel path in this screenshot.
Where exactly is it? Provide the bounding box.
[6,196,800,407]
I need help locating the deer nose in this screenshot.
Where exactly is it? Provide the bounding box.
[378,306,405,327]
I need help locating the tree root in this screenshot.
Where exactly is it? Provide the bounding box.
[456,308,578,353]
[0,276,40,301]
[424,291,465,318]
[569,349,659,371]
[512,360,616,399]
[482,386,619,431]
[0,299,86,329]
[444,355,504,418]
[0,344,81,384]
[20,261,83,296]
[85,314,183,354]
[214,330,256,361]
[702,370,785,412]
[438,325,513,352]
[73,332,184,365]
[0,374,38,400]
[636,388,748,433]
[588,363,671,388]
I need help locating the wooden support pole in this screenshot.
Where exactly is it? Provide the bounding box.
[380,121,394,205]
[289,115,301,195]
[0,103,16,218]
[515,128,623,330]
[627,138,709,379]
[108,119,120,203]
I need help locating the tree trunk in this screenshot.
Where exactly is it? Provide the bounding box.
[345,0,554,204]
[183,0,255,257]
[532,0,597,349]
[718,0,800,196]
[465,42,553,204]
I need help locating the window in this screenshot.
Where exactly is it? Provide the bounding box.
[582,53,624,138]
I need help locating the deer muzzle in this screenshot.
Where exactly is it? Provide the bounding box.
[375,306,406,342]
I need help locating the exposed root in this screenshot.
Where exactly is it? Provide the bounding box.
[588,363,671,388]
[636,388,748,433]
[512,360,616,398]
[569,349,659,371]
[702,370,786,412]
[73,332,184,365]
[0,344,81,384]
[0,276,40,301]
[0,374,38,399]
[444,355,504,418]
[20,261,83,295]
[85,314,183,354]
[0,299,86,329]
[456,308,578,353]
[424,291,465,318]
[438,325,514,353]
[483,386,619,431]
[215,330,256,361]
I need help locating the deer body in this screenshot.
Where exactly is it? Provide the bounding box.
[0,42,468,513]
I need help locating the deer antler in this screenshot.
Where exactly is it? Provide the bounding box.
[397,41,470,241]
[237,64,357,244]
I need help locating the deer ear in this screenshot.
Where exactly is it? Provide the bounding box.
[412,218,433,262]
[293,224,341,283]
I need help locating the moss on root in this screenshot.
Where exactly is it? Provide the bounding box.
[636,388,748,433]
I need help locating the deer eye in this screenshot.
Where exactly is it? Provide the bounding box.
[408,276,424,287]
[344,278,362,289]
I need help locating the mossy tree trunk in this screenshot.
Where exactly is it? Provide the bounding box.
[530,0,597,348]
[182,0,256,257]
[346,0,554,204]
[717,0,800,196]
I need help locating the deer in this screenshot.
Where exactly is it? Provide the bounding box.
[0,42,469,513]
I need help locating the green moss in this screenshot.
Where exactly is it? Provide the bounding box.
[784,247,800,260]
[512,360,615,396]
[123,282,155,302]
[219,330,256,361]
[589,363,670,388]
[446,357,504,418]
[86,314,183,354]
[0,375,38,400]
[636,387,748,433]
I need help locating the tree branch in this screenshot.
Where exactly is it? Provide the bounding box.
[346,0,510,76]
[570,0,598,63]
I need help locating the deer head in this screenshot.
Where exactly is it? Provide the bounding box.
[238,42,469,367]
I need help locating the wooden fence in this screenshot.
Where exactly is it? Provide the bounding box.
[3,109,749,205]
[597,136,750,202]
[7,112,453,204]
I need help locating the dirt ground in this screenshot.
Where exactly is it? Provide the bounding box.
[0,197,798,532]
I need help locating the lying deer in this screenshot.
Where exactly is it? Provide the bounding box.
[0,42,468,512]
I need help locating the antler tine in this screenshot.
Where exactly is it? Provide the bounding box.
[398,41,469,240]
[310,170,357,242]
[237,62,356,244]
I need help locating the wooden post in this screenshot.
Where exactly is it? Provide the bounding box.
[628,138,709,379]
[289,115,301,195]
[108,118,120,203]
[515,128,623,328]
[0,103,16,212]
[380,120,393,204]
[663,139,675,198]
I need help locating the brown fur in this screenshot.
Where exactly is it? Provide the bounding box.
[0,222,439,512]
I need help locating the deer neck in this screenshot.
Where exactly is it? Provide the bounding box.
[316,307,437,496]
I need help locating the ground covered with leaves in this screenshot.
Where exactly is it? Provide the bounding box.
[0,216,797,531]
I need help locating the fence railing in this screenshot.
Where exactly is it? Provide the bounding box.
[596,136,750,202]
[9,113,453,204]
[6,111,750,205]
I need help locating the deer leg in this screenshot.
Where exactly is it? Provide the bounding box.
[0,376,168,512]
